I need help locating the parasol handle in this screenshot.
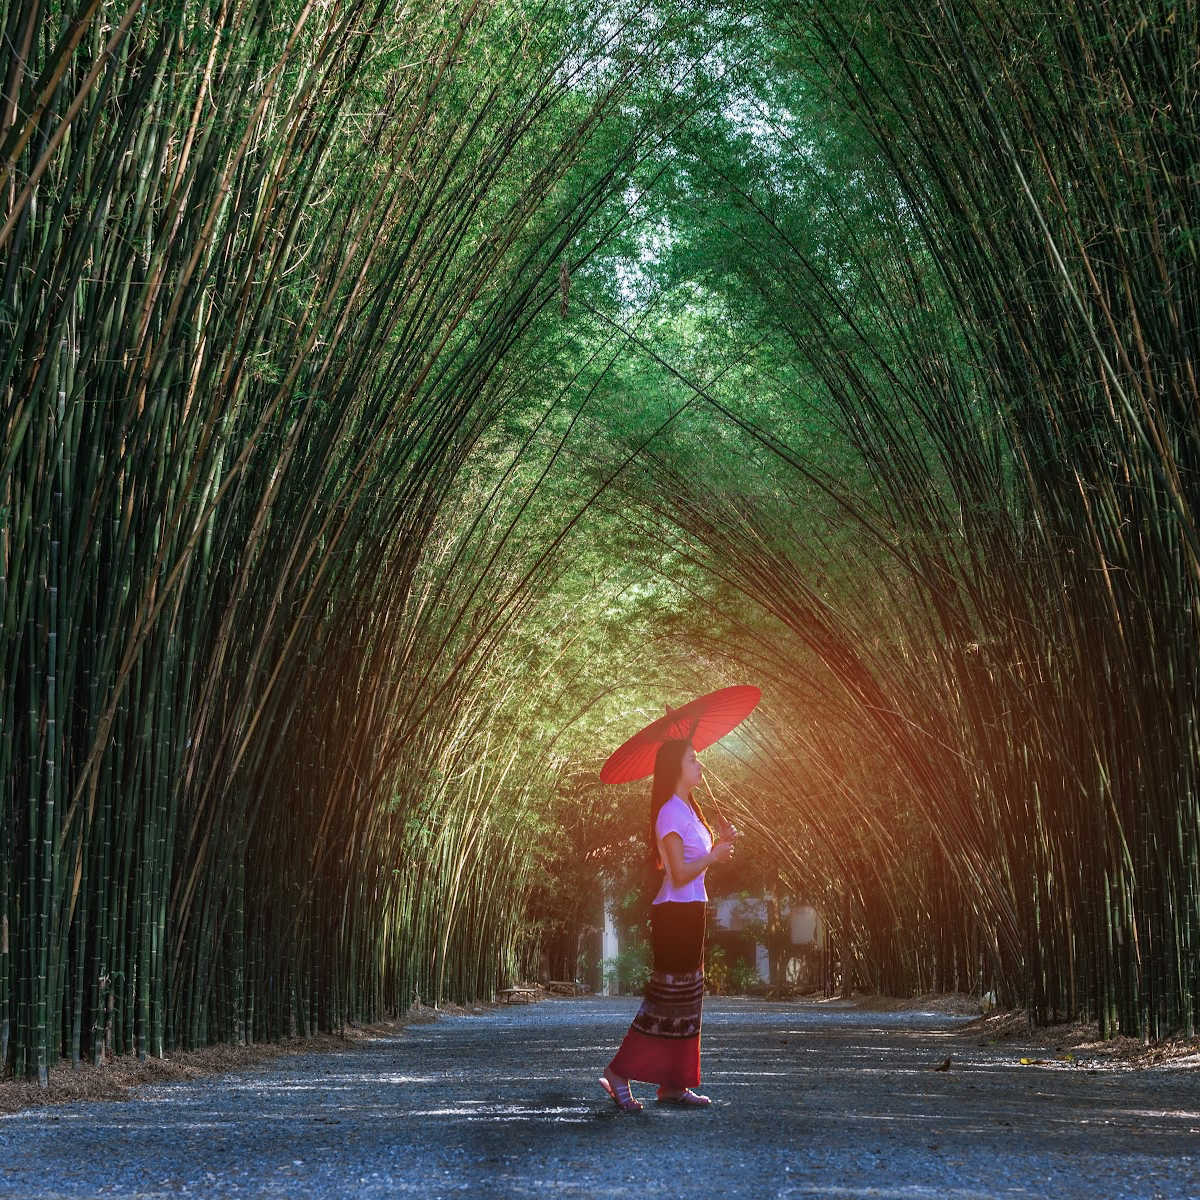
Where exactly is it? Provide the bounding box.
[700,775,738,842]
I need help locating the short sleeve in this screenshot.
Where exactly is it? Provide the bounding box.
[656,797,692,843]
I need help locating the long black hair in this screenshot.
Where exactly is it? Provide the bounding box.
[648,739,714,869]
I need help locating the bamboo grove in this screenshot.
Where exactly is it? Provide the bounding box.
[3,0,1198,1084]
[565,0,1198,1039]
[0,0,730,1080]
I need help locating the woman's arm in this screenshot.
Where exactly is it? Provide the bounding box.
[661,832,733,888]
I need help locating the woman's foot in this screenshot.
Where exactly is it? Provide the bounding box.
[600,1068,643,1112]
[655,1086,711,1106]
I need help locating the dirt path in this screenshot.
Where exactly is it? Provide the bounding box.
[1,996,1196,1199]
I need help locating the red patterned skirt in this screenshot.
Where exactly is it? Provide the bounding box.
[607,900,706,1089]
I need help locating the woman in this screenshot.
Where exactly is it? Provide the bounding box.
[600,738,735,1111]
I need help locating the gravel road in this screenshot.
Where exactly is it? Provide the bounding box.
[2,996,1197,1199]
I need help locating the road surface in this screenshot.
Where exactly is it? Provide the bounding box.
[2,996,1196,1198]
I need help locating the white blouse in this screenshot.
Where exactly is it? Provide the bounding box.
[653,794,714,905]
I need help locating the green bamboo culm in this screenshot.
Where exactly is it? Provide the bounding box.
[0,0,711,1077]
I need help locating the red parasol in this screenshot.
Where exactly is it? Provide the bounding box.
[599,685,762,785]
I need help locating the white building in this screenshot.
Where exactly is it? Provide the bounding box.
[710,896,822,984]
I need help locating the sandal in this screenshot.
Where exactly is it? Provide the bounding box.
[655,1086,711,1106]
[600,1070,643,1112]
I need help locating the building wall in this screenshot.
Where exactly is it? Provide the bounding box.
[602,900,620,996]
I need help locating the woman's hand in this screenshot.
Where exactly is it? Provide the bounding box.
[709,839,735,863]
